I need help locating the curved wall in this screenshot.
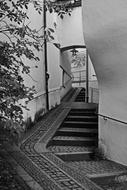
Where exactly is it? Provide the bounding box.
[82,0,127,165]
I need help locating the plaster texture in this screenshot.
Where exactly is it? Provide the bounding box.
[82,0,127,165]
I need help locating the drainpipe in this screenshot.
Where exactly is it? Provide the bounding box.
[86,49,89,103]
[43,0,49,111]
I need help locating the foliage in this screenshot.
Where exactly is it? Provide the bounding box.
[71,53,86,68]
[0,0,45,129]
[0,155,27,190]
[0,0,73,135]
[46,0,72,19]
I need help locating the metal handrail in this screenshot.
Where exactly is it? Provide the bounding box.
[33,88,60,100]
[97,113,127,125]
[71,69,86,73]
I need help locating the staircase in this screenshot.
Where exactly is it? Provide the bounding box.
[75,88,85,102]
[47,88,98,162]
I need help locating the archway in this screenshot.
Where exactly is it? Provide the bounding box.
[60,45,98,103]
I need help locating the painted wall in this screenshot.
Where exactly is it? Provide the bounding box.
[20,3,47,123]
[57,7,85,47]
[23,6,62,121]
[60,51,72,99]
[82,0,127,165]
[2,2,86,127]
[15,5,86,126]
[54,6,86,99]
[47,10,72,108]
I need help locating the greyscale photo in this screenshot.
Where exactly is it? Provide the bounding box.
[0,0,127,190]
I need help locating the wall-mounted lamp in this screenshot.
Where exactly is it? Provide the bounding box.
[70,48,78,56]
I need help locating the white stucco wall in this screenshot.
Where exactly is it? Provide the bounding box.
[83,0,127,165]
[47,42,61,108]
[60,51,72,99]
[16,4,88,125]
[57,7,85,47]
[20,3,47,122]
[47,10,72,107]
[55,6,86,99]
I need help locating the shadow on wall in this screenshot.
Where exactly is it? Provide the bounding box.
[25,108,46,131]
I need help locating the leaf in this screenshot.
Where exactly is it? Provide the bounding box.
[25,4,28,9]
[49,28,55,33]
[60,14,64,19]
[49,8,53,13]
[50,35,54,40]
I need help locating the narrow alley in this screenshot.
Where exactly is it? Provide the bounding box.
[1,1,127,190]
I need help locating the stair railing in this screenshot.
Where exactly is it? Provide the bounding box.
[97,113,127,125]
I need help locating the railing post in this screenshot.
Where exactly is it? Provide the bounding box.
[43,0,49,111]
[86,48,89,103]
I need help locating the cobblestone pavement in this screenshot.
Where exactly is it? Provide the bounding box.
[3,89,102,190]
[18,104,101,190]
[3,88,127,190]
[67,160,127,176]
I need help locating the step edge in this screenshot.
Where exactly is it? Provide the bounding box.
[55,151,93,156]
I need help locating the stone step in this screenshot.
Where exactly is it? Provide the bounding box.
[75,95,85,98]
[56,151,94,161]
[75,95,85,97]
[66,115,98,122]
[75,99,85,102]
[75,96,85,99]
[47,145,95,153]
[62,121,98,128]
[75,96,85,98]
[76,93,85,95]
[69,112,96,116]
[91,171,127,189]
[69,109,96,116]
[57,127,98,137]
[87,170,127,179]
[50,136,98,146]
[76,95,85,97]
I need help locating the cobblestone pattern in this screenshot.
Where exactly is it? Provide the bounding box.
[42,152,101,190]
[21,105,65,152]
[9,151,61,190]
[10,148,87,189]
[67,160,127,175]
[47,145,93,153]
[19,104,102,190]
[16,105,93,190]
[16,88,127,190]
[4,89,104,190]
[41,108,70,144]
[20,107,60,143]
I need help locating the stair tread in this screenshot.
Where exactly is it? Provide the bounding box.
[67,115,97,119]
[59,127,98,133]
[53,136,97,141]
[87,170,127,178]
[47,145,95,153]
[64,121,98,124]
[70,109,96,111]
[56,151,93,156]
